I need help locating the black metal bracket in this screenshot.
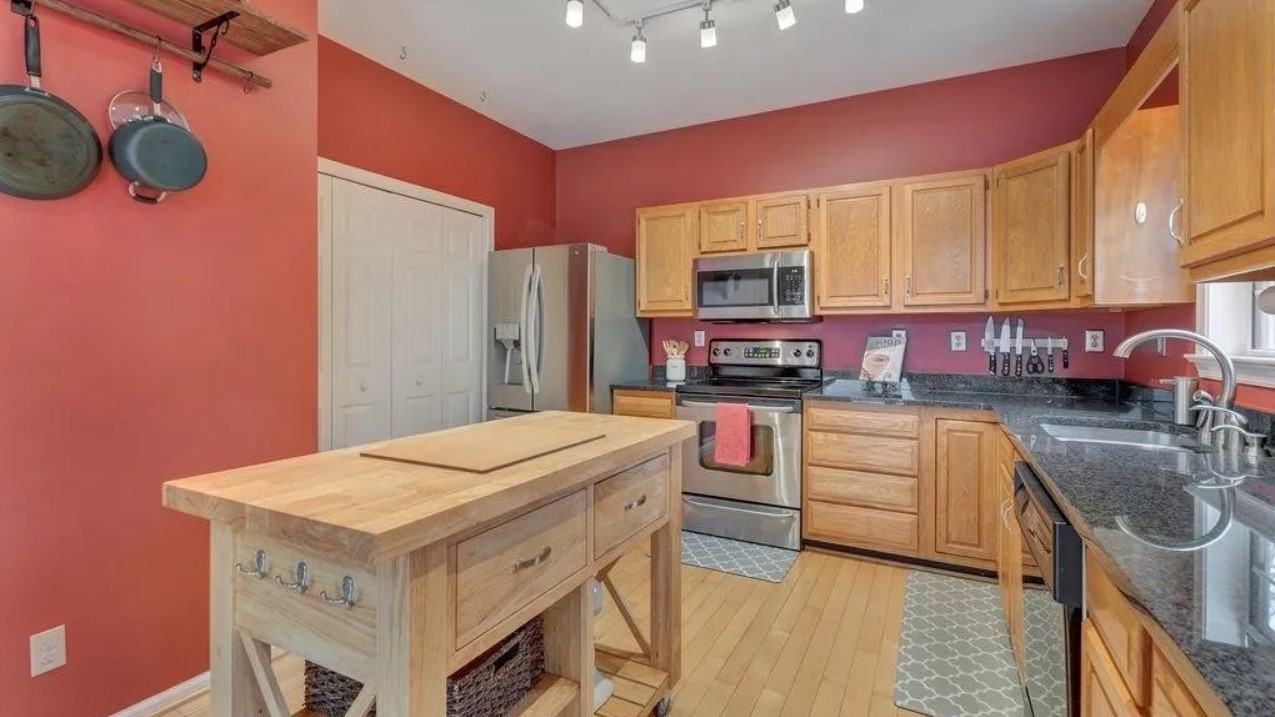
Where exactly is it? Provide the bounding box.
[191,11,238,83]
[10,0,32,16]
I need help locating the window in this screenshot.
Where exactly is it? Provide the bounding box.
[1196,282,1275,387]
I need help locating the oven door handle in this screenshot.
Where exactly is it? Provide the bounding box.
[683,497,797,521]
[679,400,796,414]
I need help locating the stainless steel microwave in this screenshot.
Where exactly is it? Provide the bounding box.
[693,250,814,322]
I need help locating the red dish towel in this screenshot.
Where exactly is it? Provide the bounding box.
[714,403,753,468]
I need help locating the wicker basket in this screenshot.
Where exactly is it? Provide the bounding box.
[304,616,545,717]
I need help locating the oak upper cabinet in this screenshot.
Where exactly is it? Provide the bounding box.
[993,144,1073,306]
[933,418,999,567]
[896,172,989,307]
[1073,129,1096,302]
[1179,0,1275,280]
[636,205,697,316]
[814,184,892,311]
[754,193,812,249]
[699,200,750,254]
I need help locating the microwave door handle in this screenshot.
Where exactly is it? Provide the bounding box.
[519,264,533,395]
[679,400,795,414]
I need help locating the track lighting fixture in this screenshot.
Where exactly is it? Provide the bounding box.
[774,0,796,30]
[631,21,647,63]
[700,2,717,48]
[565,0,584,28]
[845,0,864,13]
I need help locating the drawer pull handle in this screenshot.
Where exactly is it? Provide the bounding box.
[236,549,268,579]
[276,561,310,594]
[321,575,358,610]
[624,495,648,512]
[513,546,552,572]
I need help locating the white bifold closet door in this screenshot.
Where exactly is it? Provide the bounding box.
[327,177,484,450]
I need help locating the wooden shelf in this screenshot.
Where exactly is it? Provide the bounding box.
[509,674,581,717]
[124,0,309,55]
[595,648,670,717]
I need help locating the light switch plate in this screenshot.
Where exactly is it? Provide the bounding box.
[693,331,706,348]
[1085,330,1105,353]
[30,625,66,677]
[950,331,967,352]
[892,329,908,342]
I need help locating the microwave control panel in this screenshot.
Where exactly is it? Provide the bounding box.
[777,267,807,306]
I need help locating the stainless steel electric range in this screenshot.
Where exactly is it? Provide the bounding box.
[674,339,823,550]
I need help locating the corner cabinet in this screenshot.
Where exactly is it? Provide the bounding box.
[636,205,697,317]
[813,183,893,310]
[992,144,1073,306]
[1179,0,1275,280]
[897,172,989,308]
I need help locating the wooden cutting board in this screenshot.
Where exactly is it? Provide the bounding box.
[360,421,606,474]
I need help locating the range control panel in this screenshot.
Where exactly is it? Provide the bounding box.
[707,340,821,368]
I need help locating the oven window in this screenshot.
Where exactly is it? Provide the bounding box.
[697,422,775,476]
[698,269,774,308]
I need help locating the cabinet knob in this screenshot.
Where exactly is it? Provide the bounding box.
[1056,264,1065,288]
[1169,198,1185,245]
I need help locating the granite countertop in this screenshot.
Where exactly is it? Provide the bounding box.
[809,377,1275,717]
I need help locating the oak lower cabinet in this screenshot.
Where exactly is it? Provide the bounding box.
[636,205,697,317]
[993,143,1074,307]
[1081,621,1144,717]
[813,183,893,311]
[612,389,676,419]
[897,172,989,308]
[933,418,1000,568]
[1179,0,1275,280]
[997,432,1027,683]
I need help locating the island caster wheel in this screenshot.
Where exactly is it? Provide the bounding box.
[654,696,671,717]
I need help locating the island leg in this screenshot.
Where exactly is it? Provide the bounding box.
[544,582,596,716]
[376,543,449,717]
[209,523,268,717]
[649,447,683,686]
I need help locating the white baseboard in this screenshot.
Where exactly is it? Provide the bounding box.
[105,671,209,717]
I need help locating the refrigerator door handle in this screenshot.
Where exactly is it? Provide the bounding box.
[528,263,544,395]
[519,264,533,395]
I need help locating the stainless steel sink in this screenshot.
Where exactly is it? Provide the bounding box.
[1038,424,1203,453]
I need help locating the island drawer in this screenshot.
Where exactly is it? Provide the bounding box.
[455,491,588,648]
[594,455,669,558]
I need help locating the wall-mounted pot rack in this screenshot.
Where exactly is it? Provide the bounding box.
[22,0,311,90]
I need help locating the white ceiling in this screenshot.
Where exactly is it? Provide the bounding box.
[320,0,1153,150]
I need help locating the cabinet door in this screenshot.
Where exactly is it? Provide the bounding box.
[699,201,749,254]
[1180,0,1275,270]
[814,185,892,310]
[1073,129,1096,301]
[755,194,811,249]
[1095,107,1192,305]
[997,444,1026,683]
[636,206,697,316]
[993,146,1072,305]
[897,173,988,307]
[934,419,999,565]
[1081,622,1143,717]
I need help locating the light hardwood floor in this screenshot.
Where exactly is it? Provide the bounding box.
[160,548,925,717]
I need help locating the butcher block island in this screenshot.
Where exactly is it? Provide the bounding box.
[163,411,695,717]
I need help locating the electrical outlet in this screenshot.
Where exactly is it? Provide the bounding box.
[30,625,65,677]
[892,329,908,342]
[693,330,706,348]
[1085,330,1105,353]
[950,331,967,352]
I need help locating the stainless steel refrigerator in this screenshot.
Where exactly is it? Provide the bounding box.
[487,243,649,417]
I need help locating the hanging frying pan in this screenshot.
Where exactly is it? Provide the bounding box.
[0,7,102,200]
[108,56,206,204]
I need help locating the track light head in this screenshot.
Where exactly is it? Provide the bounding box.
[565,0,584,28]
[774,0,796,30]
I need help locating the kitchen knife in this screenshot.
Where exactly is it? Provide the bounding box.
[999,319,1012,376]
[985,317,996,374]
[1014,319,1024,378]
[1046,338,1055,374]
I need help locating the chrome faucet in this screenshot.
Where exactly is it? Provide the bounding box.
[1113,329,1257,456]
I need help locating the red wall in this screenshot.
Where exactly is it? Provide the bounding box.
[318,38,556,250]
[0,2,318,716]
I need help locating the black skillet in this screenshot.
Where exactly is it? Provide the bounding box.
[108,57,207,204]
[0,6,102,200]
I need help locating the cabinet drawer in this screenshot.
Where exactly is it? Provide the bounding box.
[806,404,920,437]
[455,491,588,648]
[1149,647,1207,717]
[806,465,918,513]
[594,455,669,558]
[613,390,675,419]
[807,430,919,475]
[1086,552,1151,708]
[806,500,918,553]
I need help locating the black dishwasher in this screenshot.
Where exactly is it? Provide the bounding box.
[1014,462,1085,717]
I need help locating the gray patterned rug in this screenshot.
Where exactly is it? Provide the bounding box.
[895,571,1029,717]
[679,531,799,583]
